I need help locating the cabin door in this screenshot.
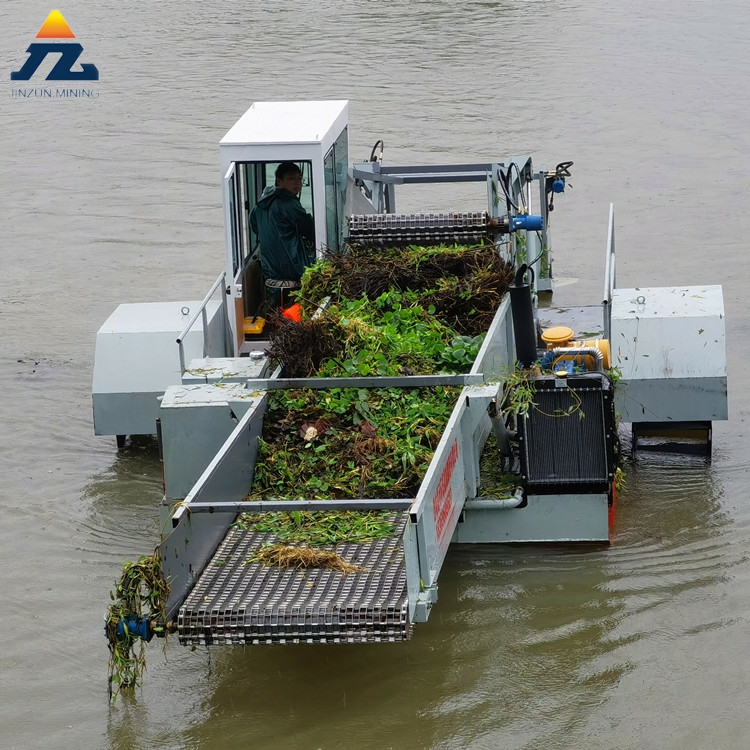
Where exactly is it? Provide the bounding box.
[223,163,245,352]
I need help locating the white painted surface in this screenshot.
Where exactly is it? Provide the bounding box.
[610,285,726,380]
[220,100,348,146]
[182,357,269,384]
[92,300,223,393]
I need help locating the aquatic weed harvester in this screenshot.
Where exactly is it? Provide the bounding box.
[92,101,727,692]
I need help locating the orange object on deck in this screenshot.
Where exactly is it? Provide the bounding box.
[281,303,303,322]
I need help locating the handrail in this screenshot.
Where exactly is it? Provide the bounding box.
[602,204,616,340]
[176,272,227,373]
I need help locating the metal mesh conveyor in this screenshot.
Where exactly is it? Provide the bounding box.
[348,212,490,247]
[177,512,411,645]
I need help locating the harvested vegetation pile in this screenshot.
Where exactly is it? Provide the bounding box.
[236,509,396,544]
[241,243,512,548]
[248,383,457,501]
[250,543,363,573]
[300,242,514,335]
[268,243,514,378]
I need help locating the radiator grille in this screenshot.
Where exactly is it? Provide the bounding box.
[519,377,614,491]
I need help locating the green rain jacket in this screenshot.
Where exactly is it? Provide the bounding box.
[249,186,315,283]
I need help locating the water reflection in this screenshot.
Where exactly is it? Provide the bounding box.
[81,437,165,552]
[102,449,740,750]
[417,452,736,749]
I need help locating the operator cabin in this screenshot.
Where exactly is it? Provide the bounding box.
[220,100,361,353]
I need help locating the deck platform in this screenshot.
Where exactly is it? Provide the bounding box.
[537,304,605,340]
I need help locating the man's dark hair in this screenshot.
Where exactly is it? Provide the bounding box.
[275,161,302,180]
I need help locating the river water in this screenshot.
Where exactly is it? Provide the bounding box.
[2,1,750,748]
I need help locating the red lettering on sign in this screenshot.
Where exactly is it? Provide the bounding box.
[433,439,459,544]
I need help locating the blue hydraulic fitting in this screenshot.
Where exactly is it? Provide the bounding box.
[538,350,582,374]
[538,350,559,370]
[552,178,566,194]
[115,614,154,642]
[510,214,544,231]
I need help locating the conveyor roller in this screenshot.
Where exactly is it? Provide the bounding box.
[348,212,490,247]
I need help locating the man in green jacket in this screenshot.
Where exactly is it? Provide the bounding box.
[250,162,316,293]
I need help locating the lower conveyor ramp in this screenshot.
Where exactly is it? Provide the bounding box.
[177,512,411,645]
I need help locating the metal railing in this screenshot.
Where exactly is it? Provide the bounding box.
[602,204,616,341]
[176,272,229,373]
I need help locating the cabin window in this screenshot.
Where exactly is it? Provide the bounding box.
[324,127,348,253]
[229,161,315,276]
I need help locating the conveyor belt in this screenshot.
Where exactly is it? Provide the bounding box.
[348,212,490,247]
[177,512,411,645]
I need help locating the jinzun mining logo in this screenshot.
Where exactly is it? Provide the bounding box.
[10,10,99,98]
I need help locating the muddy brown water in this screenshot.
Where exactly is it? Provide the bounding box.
[2,1,750,748]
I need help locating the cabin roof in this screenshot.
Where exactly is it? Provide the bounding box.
[220,100,349,146]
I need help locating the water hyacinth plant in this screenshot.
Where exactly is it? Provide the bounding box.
[237,243,513,549]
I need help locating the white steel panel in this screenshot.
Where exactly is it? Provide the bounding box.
[92,301,223,393]
[611,285,725,380]
[456,494,610,543]
[220,101,348,147]
[160,383,263,501]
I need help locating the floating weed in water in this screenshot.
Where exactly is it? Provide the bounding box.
[248,543,364,573]
[104,551,170,701]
